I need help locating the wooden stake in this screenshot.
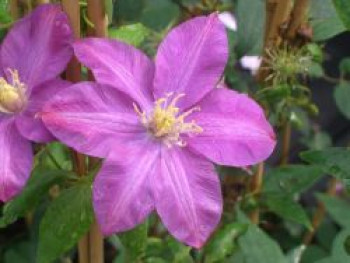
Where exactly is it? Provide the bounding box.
[61,1,90,263]
[87,0,108,37]
[84,1,108,262]
[10,0,20,20]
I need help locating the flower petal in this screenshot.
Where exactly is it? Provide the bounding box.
[154,147,222,248]
[1,4,73,89]
[73,38,154,109]
[153,13,228,109]
[188,87,276,166]
[42,82,145,158]
[16,79,70,143]
[93,141,159,234]
[0,118,33,202]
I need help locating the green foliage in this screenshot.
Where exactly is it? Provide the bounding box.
[37,180,94,263]
[263,165,323,195]
[3,240,36,263]
[235,0,265,56]
[317,194,350,228]
[339,57,350,75]
[236,209,287,263]
[0,168,68,228]
[109,23,150,47]
[310,0,346,41]
[263,193,312,229]
[333,0,350,30]
[203,223,246,263]
[300,148,350,182]
[144,236,193,263]
[315,229,350,263]
[118,221,149,262]
[334,82,350,119]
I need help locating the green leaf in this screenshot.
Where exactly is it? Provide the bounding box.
[0,168,68,228]
[339,57,350,75]
[166,236,193,263]
[0,0,12,25]
[333,0,350,29]
[236,208,287,263]
[118,221,148,262]
[317,194,350,228]
[105,0,113,24]
[310,0,346,41]
[307,62,324,78]
[301,245,329,263]
[37,181,94,263]
[236,0,265,56]
[305,132,332,151]
[238,223,287,263]
[109,23,150,47]
[263,165,323,195]
[140,0,179,31]
[145,237,193,263]
[334,82,350,119]
[286,245,306,263]
[4,240,36,263]
[300,148,350,182]
[204,223,247,263]
[263,193,312,229]
[315,229,350,263]
[114,0,145,23]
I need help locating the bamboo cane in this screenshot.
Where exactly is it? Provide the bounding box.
[61,1,90,263]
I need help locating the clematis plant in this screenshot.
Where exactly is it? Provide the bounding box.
[0,4,72,202]
[42,14,275,248]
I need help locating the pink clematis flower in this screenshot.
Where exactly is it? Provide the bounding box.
[0,4,72,202]
[42,14,275,248]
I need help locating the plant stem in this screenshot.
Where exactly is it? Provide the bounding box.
[258,0,293,82]
[10,0,20,20]
[302,177,338,245]
[249,162,265,223]
[280,120,291,165]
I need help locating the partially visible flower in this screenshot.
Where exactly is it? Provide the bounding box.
[218,12,237,31]
[0,4,73,202]
[42,14,275,248]
[240,56,262,75]
[219,11,262,74]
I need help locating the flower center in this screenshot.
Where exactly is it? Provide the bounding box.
[0,69,27,114]
[134,93,203,147]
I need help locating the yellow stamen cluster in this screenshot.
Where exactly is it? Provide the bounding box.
[0,69,26,114]
[134,93,203,147]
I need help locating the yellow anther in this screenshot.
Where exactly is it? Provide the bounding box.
[0,69,26,114]
[134,93,203,147]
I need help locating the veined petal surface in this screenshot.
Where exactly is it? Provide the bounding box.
[74,38,154,109]
[153,13,228,109]
[0,118,33,202]
[154,147,222,248]
[1,4,73,90]
[16,79,70,143]
[93,140,159,235]
[42,82,146,158]
[188,87,276,166]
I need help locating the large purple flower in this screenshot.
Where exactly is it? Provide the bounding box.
[0,4,72,202]
[42,14,275,248]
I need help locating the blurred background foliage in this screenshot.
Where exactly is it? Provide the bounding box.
[1,0,350,262]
